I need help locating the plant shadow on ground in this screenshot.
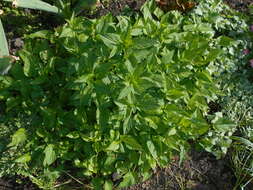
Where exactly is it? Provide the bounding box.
[0,0,253,190]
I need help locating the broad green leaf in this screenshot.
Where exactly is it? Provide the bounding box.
[0,19,9,56]
[133,37,158,49]
[166,89,187,100]
[4,0,59,13]
[28,30,52,39]
[118,86,132,100]
[213,118,236,132]
[8,128,27,147]
[121,135,143,150]
[92,177,104,190]
[98,33,122,48]
[217,36,235,47]
[43,144,56,166]
[104,180,113,190]
[205,49,222,62]
[15,153,31,163]
[168,128,177,136]
[146,140,158,160]
[106,141,120,151]
[0,57,12,75]
[118,172,136,188]
[19,50,32,76]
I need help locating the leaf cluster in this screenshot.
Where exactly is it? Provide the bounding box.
[0,0,243,189]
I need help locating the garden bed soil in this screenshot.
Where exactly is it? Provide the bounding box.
[1,0,253,190]
[125,150,235,190]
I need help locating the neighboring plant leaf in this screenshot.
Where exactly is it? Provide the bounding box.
[0,19,9,56]
[0,56,13,75]
[4,0,59,13]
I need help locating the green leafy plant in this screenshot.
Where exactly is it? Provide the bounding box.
[221,4,253,190]
[0,0,98,75]
[3,0,59,13]
[0,0,239,188]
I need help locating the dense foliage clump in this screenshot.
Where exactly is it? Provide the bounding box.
[0,0,250,189]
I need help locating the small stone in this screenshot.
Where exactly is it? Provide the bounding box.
[14,38,24,48]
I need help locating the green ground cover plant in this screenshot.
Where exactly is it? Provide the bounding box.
[0,0,252,189]
[225,4,253,189]
[0,0,97,76]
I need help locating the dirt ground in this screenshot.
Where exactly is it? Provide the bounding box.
[125,150,235,190]
[1,0,253,190]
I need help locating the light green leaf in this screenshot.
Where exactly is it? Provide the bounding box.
[133,37,158,49]
[147,140,158,160]
[0,57,13,75]
[15,153,31,163]
[4,0,59,13]
[98,33,122,48]
[8,128,27,147]
[66,131,79,139]
[104,180,113,190]
[166,89,187,100]
[28,30,52,39]
[43,144,56,166]
[213,118,236,132]
[0,19,9,56]
[118,86,132,100]
[106,141,120,151]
